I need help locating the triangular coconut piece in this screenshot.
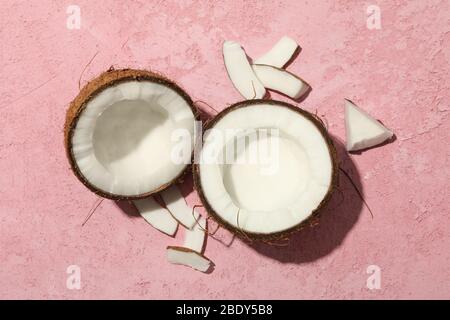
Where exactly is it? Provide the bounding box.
[161,186,199,229]
[345,99,394,152]
[133,198,178,237]
[183,215,207,253]
[166,246,212,273]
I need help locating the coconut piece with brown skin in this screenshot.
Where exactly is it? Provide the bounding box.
[183,215,207,253]
[161,185,200,229]
[65,69,197,200]
[193,99,338,241]
[166,246,212,272]
[253,36,299,68]
[252,64,310,99]
[223,41,266,100]
[345,99,394,151]
[133,197,178,237]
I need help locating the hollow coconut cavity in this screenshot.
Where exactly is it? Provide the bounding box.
[193,100,338,241]
[65,69,197,199]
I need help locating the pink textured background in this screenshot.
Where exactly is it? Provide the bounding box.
[1,0,449,299]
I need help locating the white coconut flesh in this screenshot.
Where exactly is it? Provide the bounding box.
[223,41,266,99]
[198,102,333,235]
[183,216,207,253]
[252,64,309,99]
[167,247,212,272]
[161,186,200,229]
[71,80,195,197]
[345,99,394,151]
[253,36,299,68]
[133,198,178,236]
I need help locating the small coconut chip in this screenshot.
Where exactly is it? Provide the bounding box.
[167,246,212,273]
[183,215,207,253]
[253,36,299,68]
[252,64,309,99]
[65,69,196,200]
[345,99,394,151]
[193,100,337,241]
[161,186,199,229]
[133,198,178,236]
[223,41,266,99]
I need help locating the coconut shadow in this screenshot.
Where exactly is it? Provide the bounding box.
[114,194,168,218]
[115,199,140,217]
[245,136,364,264]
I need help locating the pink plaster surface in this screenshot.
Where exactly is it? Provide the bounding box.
[0,0,449,300]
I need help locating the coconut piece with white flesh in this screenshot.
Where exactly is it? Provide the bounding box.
[161,186,200,229]
[133,198,178,237]
[183,215,207,253]
[252,64,309,99]
[167,246,212,273]
[65,69,196,200]
[193,100,338,241]
[253,36,299,68]
[223,41,266,99]
[345,99,394,151]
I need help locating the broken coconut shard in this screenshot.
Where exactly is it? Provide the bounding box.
[252,64,310,100]
[167,246,212,273]
[133,198,178,237]
[345,99,394,152]
[193,100,338,241]
[183,216,207,253]
[64,69,197,200]
[223,41,266,100]
[253,36,299,68]
[161,186,200,229]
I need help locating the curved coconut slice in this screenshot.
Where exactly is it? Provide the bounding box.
[193,100,338,240]
[161,186,199,229]
[65,69,197,200]
[183,216,207,253]
[223,41,266,99]
[253,36,299,68]
[345,99,394,151]
[252,64,309,99]
[133,198,178,237]
[167,246,212,272]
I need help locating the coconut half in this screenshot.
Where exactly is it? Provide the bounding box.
[65,69,197,199]
[193,100,338,240]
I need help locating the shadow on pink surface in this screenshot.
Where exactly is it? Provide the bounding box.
[247,137,364,263]
[115,198,140,217]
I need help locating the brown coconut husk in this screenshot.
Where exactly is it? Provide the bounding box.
[65,68,198,200]
[192,99,339,242]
